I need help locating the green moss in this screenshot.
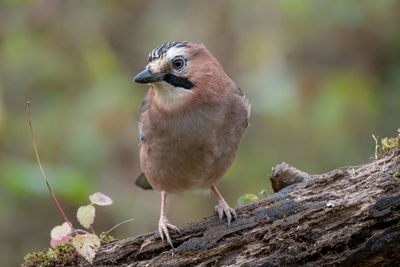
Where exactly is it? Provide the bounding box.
[99,232,116,244]
[23,242,76,267]
[23,233,116,266]
[373,129,400,159]
[237,193,259,206]
[381,129,400,152]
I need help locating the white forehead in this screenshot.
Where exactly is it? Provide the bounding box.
[165,47,187,60]
[147,47,187,73]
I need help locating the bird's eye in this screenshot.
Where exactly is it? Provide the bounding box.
[172,57,185,70]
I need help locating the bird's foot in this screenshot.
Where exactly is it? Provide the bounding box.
[158,215,181,248]
[214,200,237,227]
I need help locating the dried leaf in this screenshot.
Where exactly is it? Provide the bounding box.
[51,222,72,240]
[89,192,113,206]
[77,204,95,229]
[71,234,100,264]
[50,222,72,248]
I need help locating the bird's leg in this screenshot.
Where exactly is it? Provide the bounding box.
[158,191,181,248]
[211,185,237,226]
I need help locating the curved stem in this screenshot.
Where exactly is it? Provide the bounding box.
[27,101,77,234]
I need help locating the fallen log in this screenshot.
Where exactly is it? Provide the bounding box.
[27,149,400,266]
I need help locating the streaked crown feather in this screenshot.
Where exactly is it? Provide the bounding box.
[148,41,190,62]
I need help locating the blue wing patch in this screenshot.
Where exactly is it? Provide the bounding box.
[233,85,244,96]
[139,127,143,143]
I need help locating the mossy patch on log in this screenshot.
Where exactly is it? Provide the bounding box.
[23,243,76,267]
[23,234,116,266]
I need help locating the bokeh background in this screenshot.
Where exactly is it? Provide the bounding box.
[1,0,399,265]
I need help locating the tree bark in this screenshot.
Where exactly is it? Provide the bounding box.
[76,150,400,266]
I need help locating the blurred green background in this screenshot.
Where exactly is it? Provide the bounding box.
[1,0,399,265]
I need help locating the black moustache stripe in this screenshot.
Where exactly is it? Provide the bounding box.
[164,74,194,90]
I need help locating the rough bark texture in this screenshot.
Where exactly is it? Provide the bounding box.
[74,150,400,266]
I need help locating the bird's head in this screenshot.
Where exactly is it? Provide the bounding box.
[134,41,232,111]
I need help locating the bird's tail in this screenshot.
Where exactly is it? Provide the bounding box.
[135,173,153,190]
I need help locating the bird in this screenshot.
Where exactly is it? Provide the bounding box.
[133,41,250,248]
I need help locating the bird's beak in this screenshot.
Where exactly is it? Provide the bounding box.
[133,68,166,84]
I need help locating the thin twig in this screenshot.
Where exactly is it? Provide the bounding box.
[104,219,135,235]
[27,101,77,234]
[75,229,91,235]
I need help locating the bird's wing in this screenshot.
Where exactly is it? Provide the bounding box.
[136,93,153,190]
[139,93,150,143]
[233,85,251,128]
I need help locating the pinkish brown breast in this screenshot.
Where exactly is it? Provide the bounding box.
[140,91,249,194]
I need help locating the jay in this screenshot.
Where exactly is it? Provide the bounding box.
[133,41,250,248]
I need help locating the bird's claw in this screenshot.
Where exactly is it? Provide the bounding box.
[158,216,181,248]
[215,200,237,227]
